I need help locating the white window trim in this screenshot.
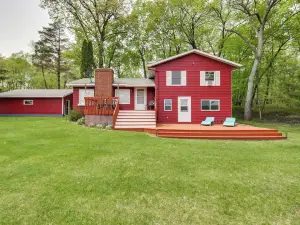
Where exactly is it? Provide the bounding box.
[201,99,220,111]
[23,100,33,105]
[78,89,94,106]
[164,99,172,111]
[115,89,131,105]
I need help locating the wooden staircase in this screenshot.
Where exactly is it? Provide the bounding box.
[114,110,156,130]
[156,128,286,140]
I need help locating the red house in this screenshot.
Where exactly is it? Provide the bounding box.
[67,49,241,128]
[0,89,73,116]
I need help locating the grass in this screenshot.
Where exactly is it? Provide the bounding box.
[0,117,300,224]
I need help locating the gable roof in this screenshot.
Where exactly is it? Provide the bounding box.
[0,89,73,98]
[66,78,155,87]
[147,49,242,68]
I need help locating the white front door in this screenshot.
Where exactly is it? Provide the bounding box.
[178,96,191,122]
[135,88,147,110]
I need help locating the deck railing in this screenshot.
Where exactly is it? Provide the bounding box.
[84,97,119,116]
[112,99,120,128]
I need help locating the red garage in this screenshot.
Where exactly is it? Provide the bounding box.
[0,89,73,116]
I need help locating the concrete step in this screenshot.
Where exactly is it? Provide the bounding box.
[117,118,156,122]
[116,121,156,125]
[117,115,155,119]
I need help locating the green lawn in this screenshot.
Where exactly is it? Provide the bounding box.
[0,117,300,224]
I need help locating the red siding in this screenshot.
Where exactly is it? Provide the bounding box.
[72,87,95,114]
[152,53,234,124]
[0,98,64,115]
[147,87,155,104]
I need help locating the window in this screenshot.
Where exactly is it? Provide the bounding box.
[115,89,130,104]
[180,99,188,112]
[23,100,33,105]
[79,89,94,105]
[164,99,172,111]
[166,71,186,86]
[201,100,220,111]
[172,71,181,85]
[200,71,220,86]
[205,72,215,81]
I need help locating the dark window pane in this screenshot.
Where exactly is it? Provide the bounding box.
[211,101,219,110]
[201,100,210,110]
[205,72,215,81]
[181,106,188,112]
[165,106,171,111]
[172,71,181,85]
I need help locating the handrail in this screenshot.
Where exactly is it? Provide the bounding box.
[84,97,119,115]
[112,98,120,128]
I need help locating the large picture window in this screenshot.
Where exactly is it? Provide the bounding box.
[164,99,172,111]
[79,89,94,105]
[201,100,220,111]
[115,89,130,104]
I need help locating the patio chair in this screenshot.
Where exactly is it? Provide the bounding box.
[201,117,215,126]
[147,100,155,110]
[223,118,236,127]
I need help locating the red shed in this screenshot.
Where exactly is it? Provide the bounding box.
[0,89,73,116]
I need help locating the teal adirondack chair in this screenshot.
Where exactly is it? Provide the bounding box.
[201,117,215,126]
[223,118,236,127]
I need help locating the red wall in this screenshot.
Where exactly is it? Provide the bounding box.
[0,98,64,115]
[72,87,92,114]
[152,53,234,124]
[73,86,155,113]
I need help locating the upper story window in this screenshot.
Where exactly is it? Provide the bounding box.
[23,100,33,105]
[205,72,215,81]
[200,71,220,86]
[79,89,94,105]
[166,71,186,86]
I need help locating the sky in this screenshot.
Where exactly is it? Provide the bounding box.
[0,0,51,57]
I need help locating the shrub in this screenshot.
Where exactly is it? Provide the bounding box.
[105,125,113,130]
[68,110,82,122]
[76,117,85,125]
[88,123,96,128]
[96,124,106,129]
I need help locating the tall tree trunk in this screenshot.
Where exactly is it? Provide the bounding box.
[244,28,264,120]
[244,57,260,120]
[138,48,147,78]
[57,27,61,89]
[41,66,48,89]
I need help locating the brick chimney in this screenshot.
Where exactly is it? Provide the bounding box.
[94,68,113,97]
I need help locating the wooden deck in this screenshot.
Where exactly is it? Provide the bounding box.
[116,123,286,140]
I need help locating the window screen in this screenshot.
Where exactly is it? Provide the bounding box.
[172,71,181,85]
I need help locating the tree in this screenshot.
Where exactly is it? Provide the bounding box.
[80,40,95,78]
[228,0,299,120]
[41,0,128,68]
[36,21,69,89]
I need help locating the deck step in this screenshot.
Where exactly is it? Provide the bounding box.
[114,125,156,129]
[158,135,286,140]
[158,132,283,137]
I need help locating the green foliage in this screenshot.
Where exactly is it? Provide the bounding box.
[80,40,94,78]
[68,110,82,122]
[76,117,85,125]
